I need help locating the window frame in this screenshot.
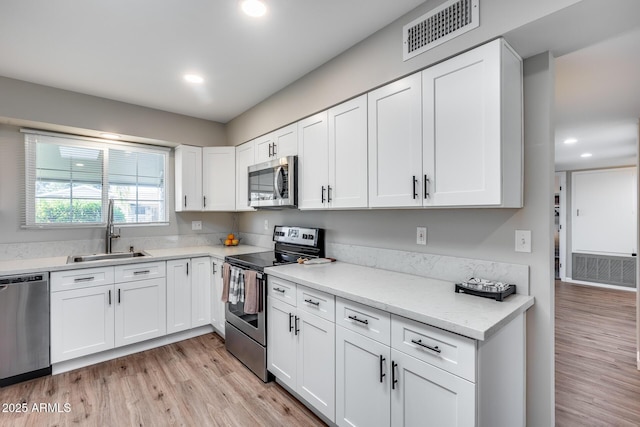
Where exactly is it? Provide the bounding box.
[24,130,170,229]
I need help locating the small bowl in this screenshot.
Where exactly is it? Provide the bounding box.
[220,238,242,246]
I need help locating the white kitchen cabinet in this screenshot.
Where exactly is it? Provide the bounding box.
[51,283,115,363]
[166,259,192,334]
[255,123,298,164]
[422,38,522,207]
[114,277,166,347]
[175,145,203,211]
[298,95,368,210]
[202,147,236,211]
[191,257,212,328]
[390,349,475,427]
[235,141,255,211]
[210,257,226,336]
[267,280,336,422]
[336,325,391,427]
[368,73,423,208]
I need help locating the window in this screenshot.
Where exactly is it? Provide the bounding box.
[24,131,169,227]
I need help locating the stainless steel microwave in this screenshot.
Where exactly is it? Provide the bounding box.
[248,156,297,208]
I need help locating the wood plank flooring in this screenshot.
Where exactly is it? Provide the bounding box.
[555,280,640,426]
[0,333,326,427]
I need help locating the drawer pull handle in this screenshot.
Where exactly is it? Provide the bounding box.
[272,287,285,293]
[411,339,441,354]
[304,298,320,306]
[379,355,386,383]
[133,270,151,275]
[348,315,369,325]
[74,276,95,282]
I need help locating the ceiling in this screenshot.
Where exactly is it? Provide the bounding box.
[0,0,424,123]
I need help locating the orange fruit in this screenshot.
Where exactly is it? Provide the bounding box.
[224,239,232,246]
[227,233,235,240]
[232,239,239,245]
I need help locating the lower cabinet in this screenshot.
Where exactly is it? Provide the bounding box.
[167,257,211,334]
[210,256,226,336]
[267,278,336,422]
[114,277,166,347]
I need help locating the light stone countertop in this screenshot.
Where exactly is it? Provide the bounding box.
[265,262,534,341]
[0,245,269,276]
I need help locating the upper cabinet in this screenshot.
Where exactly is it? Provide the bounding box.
[422,38,523,207]
[299,95,368,209]
[368,38,523,209]
[175,145,236,212]
[235,140,255,211]
[254,123,298,164]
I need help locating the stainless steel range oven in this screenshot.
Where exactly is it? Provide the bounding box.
[224,225,324,382]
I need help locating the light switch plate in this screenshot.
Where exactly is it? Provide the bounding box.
[192,220,202,231]
[515,230,531,253]
[416,227,427,245]
[264,219,269,231]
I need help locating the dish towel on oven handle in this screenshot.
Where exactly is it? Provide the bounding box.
[221,262,245,304]
[244,270,261,314]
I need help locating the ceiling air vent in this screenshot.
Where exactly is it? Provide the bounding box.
[403,0,479,61]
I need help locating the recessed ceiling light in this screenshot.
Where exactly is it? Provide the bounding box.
[184,74,204,84]
[101,133,120,140]
[241,0,267,17]
[580,153,592,158]
[563,138,578,144]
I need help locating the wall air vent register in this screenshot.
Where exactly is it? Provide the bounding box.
[403,0,479,61]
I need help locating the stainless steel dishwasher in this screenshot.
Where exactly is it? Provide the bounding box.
[0,273,51,387]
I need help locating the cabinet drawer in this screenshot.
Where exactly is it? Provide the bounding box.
[268,276,297,306]
[114,261,166,283]
[51,267,115,292]
[297,285,335,322]
[391,314,476,382]
[336,297,390,345]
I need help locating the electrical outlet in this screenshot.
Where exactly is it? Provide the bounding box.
[191,220,202,231]
[515,230,531,253]
[416,227,427,245]
[264,219,269,231]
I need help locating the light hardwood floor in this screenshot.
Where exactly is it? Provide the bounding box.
[555,280,640,426]
[0,333,325,427]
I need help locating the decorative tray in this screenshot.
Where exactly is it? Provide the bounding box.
[455,278,516,302]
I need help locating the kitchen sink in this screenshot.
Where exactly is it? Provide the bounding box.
[66,251,149,264]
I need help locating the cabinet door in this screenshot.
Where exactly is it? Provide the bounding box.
[166,259,192,334]
[267,296,297,391]
[368,73,423,208]
[115,277,167,347]
[210,258,226,335]
[336,326,391,427]
[235,141,255,211]
[298,112,329,209]
[329,94,368,209]
[51,285,115,363]
[254,133,275,164]
[422,40,502,206]
[391,349,475,427]
[202,147,236,211]
[297,310,336,422]
[175,145,203,211]
[273,123,298,158]
[191,257,212,328]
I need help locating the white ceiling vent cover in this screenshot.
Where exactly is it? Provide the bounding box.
[403,0,479,61]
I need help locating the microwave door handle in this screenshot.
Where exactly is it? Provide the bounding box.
[274,166,283,199]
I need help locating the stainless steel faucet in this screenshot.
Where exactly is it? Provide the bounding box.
[106,199,120,253]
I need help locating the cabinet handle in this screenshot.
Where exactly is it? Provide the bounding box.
[321,186,326,203]
[268,143,272,157]
[272,287,285,294]
[289,313,294,332]
[379,355,386,383]
[294,315,300,335]
[74,276,95,282]
[272,143,277,157]
[212,262,217,275]
[327,185,332,203]
[184,195,187,208]
[412,176,418,199]
[133,270,150,276]
[424,175,430,198]
[391,361,398,390]
[108,289,112,306]
[203,196,206,208]
[411,338,441,354]
[304,298,320,306]
[186,262,189,276]
[348,315,369,325]
[118,288,121,304]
